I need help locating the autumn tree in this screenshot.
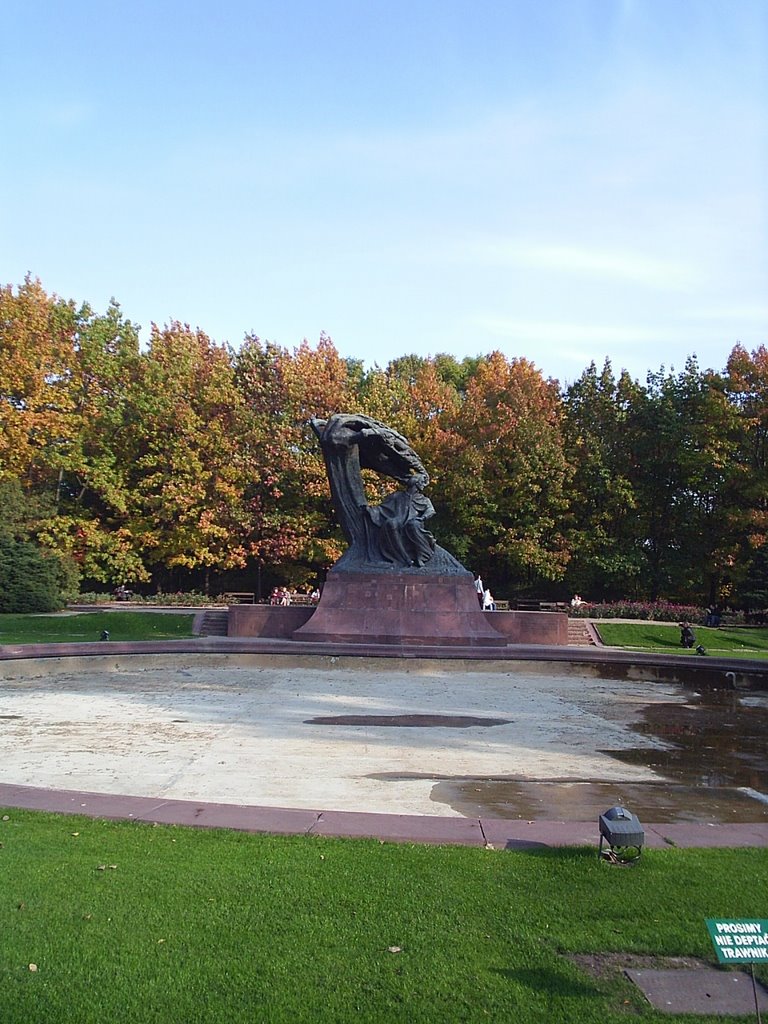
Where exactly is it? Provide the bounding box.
[32,300,146,583]
[0,276,78,482]
[4,274,764,606]
[235,334,354,584]
[106,323,254,590]
[440,352,571,589]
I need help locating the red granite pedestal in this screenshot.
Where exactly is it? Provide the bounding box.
[228,604,314,638]
[291,571,508,646]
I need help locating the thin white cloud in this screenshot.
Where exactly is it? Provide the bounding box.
[476,318,682,345]
[677,304,768,323]
[465,240,699,290]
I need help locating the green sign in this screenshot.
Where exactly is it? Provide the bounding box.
[706,920,768,963]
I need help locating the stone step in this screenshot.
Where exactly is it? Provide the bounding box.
[567,618,597,646]
[199,609,229,636]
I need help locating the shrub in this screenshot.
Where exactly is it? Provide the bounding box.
[76,590,228,606]
[0,536,78,613]
[570,600,709,624]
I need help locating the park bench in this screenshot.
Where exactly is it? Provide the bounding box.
[224,592,255,604]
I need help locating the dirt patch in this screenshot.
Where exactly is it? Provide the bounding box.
[567,952,709,982]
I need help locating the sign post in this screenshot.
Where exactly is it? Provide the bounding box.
[706,919,768,1023]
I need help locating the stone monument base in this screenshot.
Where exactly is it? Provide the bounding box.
[291,571,507,646]
[228,604,314,638]
[484,609,568,645]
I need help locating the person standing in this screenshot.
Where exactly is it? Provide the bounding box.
[474,574,484,606]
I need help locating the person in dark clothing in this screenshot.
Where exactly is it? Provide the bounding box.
[363,474,436,567]
[679,622,696,648]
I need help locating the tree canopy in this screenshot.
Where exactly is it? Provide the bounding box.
[1,277,766,608]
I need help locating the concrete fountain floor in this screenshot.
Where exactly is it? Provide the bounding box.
[0,651,766,847]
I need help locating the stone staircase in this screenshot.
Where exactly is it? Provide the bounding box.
[197,608,229,637]
[567,618,598,646]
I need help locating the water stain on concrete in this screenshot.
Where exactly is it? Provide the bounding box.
[603,688,767,791]
[305,714,512,728]
[424,688,768,822]
[428,777,768,822]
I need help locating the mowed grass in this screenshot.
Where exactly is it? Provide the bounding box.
[0,611,195,644]
[1,810,765,1024]
[596,622,768,659]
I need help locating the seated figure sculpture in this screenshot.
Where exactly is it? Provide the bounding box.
[310,414,467,575]
[363,471,436,568]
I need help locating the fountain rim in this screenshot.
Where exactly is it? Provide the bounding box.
[0,636,766,690]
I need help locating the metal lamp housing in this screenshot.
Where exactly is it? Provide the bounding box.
[598,805,644,862]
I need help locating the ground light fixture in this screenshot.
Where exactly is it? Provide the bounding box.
[598,805,645,863]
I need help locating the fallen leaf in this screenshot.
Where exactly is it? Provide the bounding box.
[157,938,165,944]
[2,815,9,822]
[387,946,402,954]
[28,964,38,972]
[71,832,80,837]
[108,864,117,870]
[97,865,106,871]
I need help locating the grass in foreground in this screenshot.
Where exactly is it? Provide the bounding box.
[0,611,195,644]
[596,622,768,659]
[1,810,765,1023]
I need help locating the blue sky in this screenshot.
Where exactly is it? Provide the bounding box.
[2,0,765,384]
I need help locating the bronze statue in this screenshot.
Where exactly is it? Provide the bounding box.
[310,414,467,574]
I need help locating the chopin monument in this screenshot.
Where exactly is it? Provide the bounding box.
[293,413,507,646]
[228,412,567,645]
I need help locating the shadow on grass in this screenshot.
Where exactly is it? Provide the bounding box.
[504,846,598,862]
[648,635,685,649]
[492,966,603,997]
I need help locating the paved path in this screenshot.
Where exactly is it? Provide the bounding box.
[2,782,766,849]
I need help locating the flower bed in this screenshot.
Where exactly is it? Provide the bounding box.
[570,600,710,624]
[76,591,229,607]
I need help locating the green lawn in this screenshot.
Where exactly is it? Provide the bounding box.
[1,810,764,1024]
[0,611,195,644]
[596,622,768,659]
